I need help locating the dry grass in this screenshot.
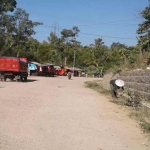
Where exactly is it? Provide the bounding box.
[85,80,110,95]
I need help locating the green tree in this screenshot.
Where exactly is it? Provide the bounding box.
[0,8,42,56]
[13,8,42,56]
[137,0,150,51]
[0,0,17,54]
[61,26,80,66]
[68,39,81,67]
[36,40,63,65]
[0,0,17,13]
[94,38,104,48]
[78,38,109,76]
[22,38,40,61]
[47,32,65,65]
[110,42,127,50]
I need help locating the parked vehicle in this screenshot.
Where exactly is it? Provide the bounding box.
[28,63,38,75]
[54,66,61,75]
[59,67,67,76]
[54,66,67,76]
[37,64,55,77]
[47,65,55,77]
[0,56,28,82]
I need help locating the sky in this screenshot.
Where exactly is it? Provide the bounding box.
[16,0,149,47]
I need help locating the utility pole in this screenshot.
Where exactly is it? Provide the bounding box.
[52,22,57,35]
[147,30,149,49]
[136,36,143,57]
[73,48,76,76]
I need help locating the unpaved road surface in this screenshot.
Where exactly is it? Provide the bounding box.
[0,76,149,150]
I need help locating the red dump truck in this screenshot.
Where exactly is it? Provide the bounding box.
[0,56,28,82]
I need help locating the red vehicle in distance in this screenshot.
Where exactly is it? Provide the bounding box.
[0,56,28,82]
[54,66,67,76]
[37,63,55,77]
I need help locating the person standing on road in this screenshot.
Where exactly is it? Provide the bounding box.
[110,79,124,98]
[67,71,72,80]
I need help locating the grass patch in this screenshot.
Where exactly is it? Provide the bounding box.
[85,80,109,95]
[85,81,99,89]
[140,122,150,133]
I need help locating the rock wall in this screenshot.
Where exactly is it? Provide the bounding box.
[119,69,150,101]
[102,69,150,101]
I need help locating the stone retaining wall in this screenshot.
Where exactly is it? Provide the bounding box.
[119,69,150,101]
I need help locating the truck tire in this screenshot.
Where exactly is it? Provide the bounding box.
[10,77,14,81]
[16,79,20,82]
[20,75,23,82]
[24,77,27,82]
[4,76,7,82]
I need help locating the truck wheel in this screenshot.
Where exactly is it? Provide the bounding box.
[24,77,27,82]
[20,76,23,82]
[10,77,14,81]
[4,76,7,82]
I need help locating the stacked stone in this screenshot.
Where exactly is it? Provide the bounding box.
[119,69,150,101]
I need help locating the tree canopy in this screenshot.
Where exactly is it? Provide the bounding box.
[0,0,17,13]
[0,1,150,76]
[137,0,150,51]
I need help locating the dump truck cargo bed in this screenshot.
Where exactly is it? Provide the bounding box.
[0,57,27,72]
[0,56,28,82]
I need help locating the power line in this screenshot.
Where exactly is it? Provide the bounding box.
[20,8,141,24]
[0,24,137,40]
[41,24,136,40]
[80,32,135,40]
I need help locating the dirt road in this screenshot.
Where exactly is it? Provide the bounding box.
[0,76,149,150]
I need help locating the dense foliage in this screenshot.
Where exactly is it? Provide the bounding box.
[0,0,150,76]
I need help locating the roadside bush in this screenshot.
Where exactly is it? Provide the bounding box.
[124,90,141,107]
[140,122,150,133]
